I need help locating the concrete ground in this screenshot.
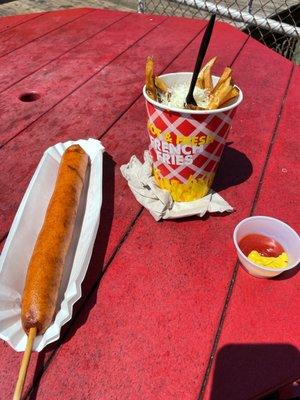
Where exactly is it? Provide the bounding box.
[0,0,295,17]
[0,0,137,16]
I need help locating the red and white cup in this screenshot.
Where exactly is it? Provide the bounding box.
[143,72,243,202]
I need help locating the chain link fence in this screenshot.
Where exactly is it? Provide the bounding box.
[138,0,300,63]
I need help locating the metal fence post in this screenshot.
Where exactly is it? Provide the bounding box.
[138,0,146,13]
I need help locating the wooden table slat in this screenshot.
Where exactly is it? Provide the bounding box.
[0,12,45,34]
[0,9,129,94]
[203,66,300,400]
[0,13,202,240]
[0,8,92,58]
[0,12,166,147]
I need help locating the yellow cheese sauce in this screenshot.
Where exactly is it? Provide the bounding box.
[153,169,214,202]
[248,250,288,268]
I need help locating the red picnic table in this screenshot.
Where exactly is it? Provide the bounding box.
[0,7,299,400]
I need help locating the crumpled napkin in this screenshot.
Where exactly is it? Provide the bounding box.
[120,151,234,221]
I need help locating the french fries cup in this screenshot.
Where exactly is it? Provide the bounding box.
[143,72,243,202]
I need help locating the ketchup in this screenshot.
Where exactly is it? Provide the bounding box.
[238,234,285,257]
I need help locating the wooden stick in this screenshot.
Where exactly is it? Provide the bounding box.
[13,327,37,400]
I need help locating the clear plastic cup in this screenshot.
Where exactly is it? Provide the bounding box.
[233,216,300,278]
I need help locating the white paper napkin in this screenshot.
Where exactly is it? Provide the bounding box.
[120,151,233,221]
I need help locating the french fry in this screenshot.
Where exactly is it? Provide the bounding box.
[185,103,202,110]
[145,56,157,100]
[207,77,232,109]
[212,66,232,94]
[203,66,213,91]
[196,56,217,89]
[219,86,239,107]
[155,76,169,94]
[146,55,238,110]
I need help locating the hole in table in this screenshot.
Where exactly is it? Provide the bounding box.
[19,92,41,102]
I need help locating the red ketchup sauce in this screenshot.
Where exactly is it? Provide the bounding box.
[238,234,285,257]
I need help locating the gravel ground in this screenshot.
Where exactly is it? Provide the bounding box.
[0,0,295,17]
[0,0,137,16]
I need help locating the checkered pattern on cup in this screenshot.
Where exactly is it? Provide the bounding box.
[146,101,236,184]
[143,72,243,201]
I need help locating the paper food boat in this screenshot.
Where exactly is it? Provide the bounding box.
[0,138,104,352]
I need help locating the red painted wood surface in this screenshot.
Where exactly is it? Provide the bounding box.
[30,40,295,400]
[0,11,205,398]
[0,13,201,236]
[204,66,300,400]
[0,12,43,34]
[0,12,165,146]
[0,8,91,58]
[0,9,129,93]
[0,8,298,400]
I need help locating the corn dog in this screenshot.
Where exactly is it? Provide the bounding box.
[21,144,88,335]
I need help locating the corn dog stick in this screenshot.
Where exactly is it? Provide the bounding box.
[13,327,37,400]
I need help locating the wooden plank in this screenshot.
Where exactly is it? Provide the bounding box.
[254,67,299,228]
[0,14,202,240]
[164,20,246,75]
[0,12,44,34]
[23,38,294,400]
[203,67,300,400]
[0,13,206,399]
[0,8,92,58]
[0,12,165,146]
[0,9,129,93]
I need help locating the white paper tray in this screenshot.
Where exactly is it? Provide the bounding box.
[0,139,104,352]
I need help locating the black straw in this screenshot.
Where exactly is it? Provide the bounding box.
[186,14,216,106]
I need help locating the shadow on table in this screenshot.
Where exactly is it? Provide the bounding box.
[212,141,253,194]
[207,344,300,400]
[172,142,252,224]
[27,152,115,399]
[271,267,299,281]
